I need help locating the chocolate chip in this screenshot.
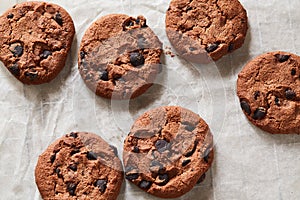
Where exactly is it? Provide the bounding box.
[70,149,80,156]
[100,71,109,81]
[139,180,152,189]
[94,179,107,193]
[55,168,63,178]
[275,54,290,62]
[125,173,139,180]
[252,107,267,120]
[240,100,251,115]
[122,20,134,30]
[157,174,169,186]
[275,97,280,106]
[7,13,14,19]
[285,89,296,100]
[185,140,198,157]
[189,47,196,51]
[87,151,97,160]
[69,132,78,138]
[54,13,63,26]
[206,43,219,53]
[109,145,118,156]
[196,173,206,184]
[130,52,145,67]
[8,63,20,76]
[69,164,77,171]
[12,45,23,57]
[133,146,140,153]
[40,50,52,59]
[67,182,77,196]
[254,91,260,100]
[183,123,195,132]
[150,160,164,173]
[155,140,169,153]
[291,68,296,76]
[186,6,193,11]
[228,43,234,52]
[50,153,56,163]
[80,51,86,59]
[135,18,140,24]
[182,159,191,167]
[25,71,38,80]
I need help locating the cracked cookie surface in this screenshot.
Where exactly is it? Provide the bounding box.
[0,1,75,84]
[123,106,214,198]
[237,51,300,134]
[35,132,123,200]
[165,0,248,62]
[78,14,162,99]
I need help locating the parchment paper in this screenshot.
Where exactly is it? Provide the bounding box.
[0,0,300,199]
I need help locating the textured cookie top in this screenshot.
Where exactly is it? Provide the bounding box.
[0,1,75,84]
[35,132,123,200]
[78,14,162,99]
[166,0,248,62]
[123,106,214,198]
[237,51,300,134]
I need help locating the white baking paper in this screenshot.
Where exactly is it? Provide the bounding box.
[0,0,300,199]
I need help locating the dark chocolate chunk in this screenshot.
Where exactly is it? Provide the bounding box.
[240,100,251,115]
[275,54,290,62]
[189,47,196,51]
[25,71,38,80]
[150,160,164,173]
[133,146,140,153]
[87,151,97,160]
[109,145,118,156]
[196,173,206,184]
[40,50,52,59]
[8,63,20,76]
[67,182,77,196]
[182,159,191,167]
[7,13,14,19]
[285,89,296,100]
[203,148,211,163]
[69,164,77,171]
[50,153,56,163]
[155,139,169,153]
[157,174,169,186]
[254,91,260,100]
[70,149,80,156]
[183,122,196,132]
[100,71,109,81]
[275,97,280,106]
[55,168,63,178]
[291,68,296,76]
[69,132,78,138]
[135,18,140,24]
[185,140,198,157]
[139,180,152,189]
[130,52,145,67]
[206,43,219,53]
[80,51,86,59]
[94,179,107,193]
[186,6,193,11]
[252,107,267,120]
[228,43,234,52]
[12,45,23,57]
[125,172,139,180]
[122,19,134,30]
[54,13,63,26]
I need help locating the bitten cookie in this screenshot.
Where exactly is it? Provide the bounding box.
[35,132,123,200]
[78,14,162,99]
[0,1,75,84]
[237,51,300,134]
[123,106,214,198]
[165,0,248,62]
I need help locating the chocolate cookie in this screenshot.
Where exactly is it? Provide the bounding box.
[123,106,214,198]
[165,0,248,62]
[78,14,162,99]
[0,2,75,84]
[35,132,123,200]
[237,51,300,134]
